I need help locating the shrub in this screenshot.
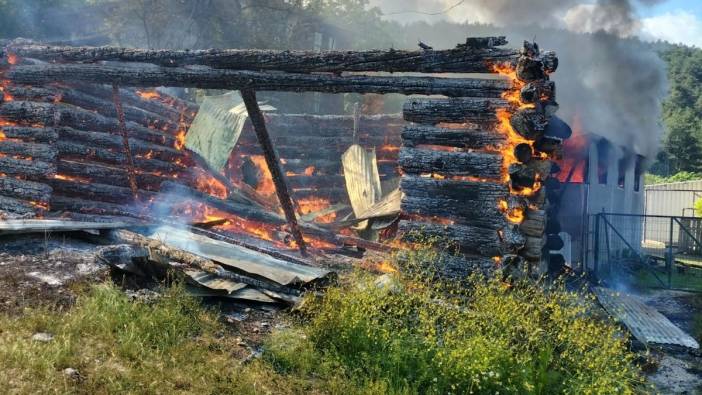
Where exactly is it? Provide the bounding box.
[270,262,644,394]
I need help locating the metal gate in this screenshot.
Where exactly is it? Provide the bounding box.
[592,213,702,292]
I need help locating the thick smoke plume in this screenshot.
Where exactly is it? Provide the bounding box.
[373,0,669,158]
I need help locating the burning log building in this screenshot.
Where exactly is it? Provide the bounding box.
[0,36,572,279]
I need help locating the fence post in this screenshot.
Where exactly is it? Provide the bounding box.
[593,214,600,282]
[668,217,674,289]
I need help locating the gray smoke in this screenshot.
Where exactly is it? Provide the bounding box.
[372,0,669,158]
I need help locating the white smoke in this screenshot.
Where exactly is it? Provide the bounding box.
[370,0,670,158]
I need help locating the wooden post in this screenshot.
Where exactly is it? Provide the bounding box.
[240,89,307,255]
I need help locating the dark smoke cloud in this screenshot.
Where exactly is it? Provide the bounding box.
[371,0,669,158]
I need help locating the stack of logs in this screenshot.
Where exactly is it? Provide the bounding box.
[0,54,196,218]
[399,41,568,276]
[0,36,572,274]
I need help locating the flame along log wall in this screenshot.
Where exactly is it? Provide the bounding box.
[399,41,565,275]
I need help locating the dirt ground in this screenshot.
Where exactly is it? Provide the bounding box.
[0,233,286,357]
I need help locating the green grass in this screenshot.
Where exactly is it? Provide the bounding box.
[0,253,647,394]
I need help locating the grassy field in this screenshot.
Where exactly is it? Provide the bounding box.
[0,254,648,394]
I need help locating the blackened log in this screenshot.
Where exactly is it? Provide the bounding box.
[0,176,52,202]
[243,113,404,137]
[399,220,523,256]
[395,250,497,279]
[5,85,181,133]
[401,125,505,149]
[291,187,348,200]
[0,141,57,161]
[285,175,346,189]
[50,178,157,204]
[510,108,547,140]
[56,160,180,191]
[8,40,518,73]
[400,175,508,228]
[0,195,40,216]
[241,89,307,255]
[0,101,177,147]
[56,141,183,174]
[514,143,533,163]
[403,97,509,125]
[73,83,191,123]
[236,144,399,161]
[522,235,545,261]
[240,134,402,147]
[399,147,503,179]
[0,157,55,177]
[58,127,183,163]
[519,209,545,237]
[7,64,512,97]
[50,195,146,217]
[0,126,57,142]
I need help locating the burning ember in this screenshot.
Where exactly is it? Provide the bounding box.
[557,116,588,183]
[249,155,276,198]
[297,197,336,223]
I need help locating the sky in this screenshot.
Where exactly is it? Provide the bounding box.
[370,0,702,48]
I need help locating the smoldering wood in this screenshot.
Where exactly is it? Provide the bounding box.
[508,163,536,189]
[8,39,518,73]
[50,178,157,204]
[59,132,184,163]
[243,113,404,137]
[0,101,177,147]
[7,64,513,98]
[401,125,505,149]
[0,141,57,161]
[290,187,348,200]
[285,175,346,189]
[519,209,546,237]
[241,89,307,255]
[56,141,183,174]
[399,147,503,179]
[0,176,52,202]
[401,196,506,230]
[403,97,509,125]
[509,108,547,140]
[56,160,181,191]
[400,176,509,229]
[0,195,41,216]
[73,83,191,123]
[399,220,524,256]
[49,195,146,217]
[5,85,181,133]
[522,235,546,261]
[0,156,55,177]
[0,126,58,142]
[514,143,533,163]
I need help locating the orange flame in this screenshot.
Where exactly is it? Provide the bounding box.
[297,197,336,223]
[136,90,161,100]
[53,174,91,183]
[7,54,18,65]
[249,155,276,197]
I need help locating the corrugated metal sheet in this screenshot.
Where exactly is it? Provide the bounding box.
[645,180,702,217]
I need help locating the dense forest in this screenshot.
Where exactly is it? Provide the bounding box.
[0,0,700,181]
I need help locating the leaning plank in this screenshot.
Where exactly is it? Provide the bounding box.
[0,176,52,202]
[0,141,57,161]
[146,225,331,286]
[7,64,512,98]
[0,101,177,147]
[401,125,505,149]
[0,219,133,235]
[399,147,503,179]
[399,220,524,256]
[7,39,517,73]
[403,97,509,125]
[0,156,55,177]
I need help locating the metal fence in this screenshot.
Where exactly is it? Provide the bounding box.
[592,213,702,292]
